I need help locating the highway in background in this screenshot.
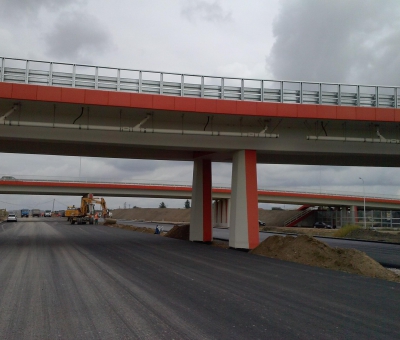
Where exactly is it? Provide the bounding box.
[0,219,398,339]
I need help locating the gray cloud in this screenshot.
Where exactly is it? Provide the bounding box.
[45,11,112,63]
[268,0,400,85]
[181,0,232,23]
[0,0,85,20]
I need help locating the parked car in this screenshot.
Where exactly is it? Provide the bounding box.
[44,210,52,217]
[1,176,16,180]
[314,221,335,229]
[7,213,17,222]
[259,220,266,226]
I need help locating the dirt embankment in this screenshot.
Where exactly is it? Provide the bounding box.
[111,208,299,226]
[112,208,191,223]
[251,235,400,283]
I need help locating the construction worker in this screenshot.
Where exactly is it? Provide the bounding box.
[94,212,99,225]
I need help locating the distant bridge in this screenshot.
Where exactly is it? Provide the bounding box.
[1,178,399,210]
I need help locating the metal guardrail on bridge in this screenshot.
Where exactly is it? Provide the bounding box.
[1,57,399,108]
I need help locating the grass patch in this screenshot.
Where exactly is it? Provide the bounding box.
[334,224,361,237]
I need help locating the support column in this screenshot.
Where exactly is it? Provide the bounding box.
[229,150,259,249]
[213,199,229,228]
[190,159,212,242]
[350,206,358,225]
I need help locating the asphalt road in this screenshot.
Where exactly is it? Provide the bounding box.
[0,219,399,339]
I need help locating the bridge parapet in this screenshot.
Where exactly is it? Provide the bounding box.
[1,57,399,109]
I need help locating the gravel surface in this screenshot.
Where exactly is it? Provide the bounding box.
[0,219,399,339]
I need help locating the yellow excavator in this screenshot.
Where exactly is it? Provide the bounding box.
[65,194,110,225]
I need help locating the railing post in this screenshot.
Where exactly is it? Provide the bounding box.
[0,57,4,82]
[280,81,283,103]
[241,79,244,100]
[356,85,360,106]
[181,74,184,96]
[49,62,53,86]
[338,84,341,105]
[221,77,224,99]
[261,80,264,102]
[375,86,379,107]
[25,60,29,84]
[201,76,204,98]
[319,83,322,104]
[395,87,398,109]
[117,69,120,91]
[300,82,303,104]
[139,71,142,93]
[95,67,99,90]
[160,72,163,94]
[72,64,76,88]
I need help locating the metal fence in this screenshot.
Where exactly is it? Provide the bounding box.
[317,209,400,228]
[1,57,399,108]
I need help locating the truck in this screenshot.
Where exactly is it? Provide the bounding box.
[65,194,109,225]
[21,209,30,217]
[31,209,41,217]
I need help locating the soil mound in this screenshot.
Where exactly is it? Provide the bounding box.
[165,225,190,240]
[251,235,400,282]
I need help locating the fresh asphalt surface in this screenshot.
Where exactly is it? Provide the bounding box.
[0,218,399,339]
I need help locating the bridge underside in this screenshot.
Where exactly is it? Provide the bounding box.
[0,97,400,166]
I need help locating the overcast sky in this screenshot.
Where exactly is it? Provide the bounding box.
[1,0,400,211]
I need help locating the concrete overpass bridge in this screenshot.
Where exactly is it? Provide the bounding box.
[1,178,400,210]
[1,57,400,248]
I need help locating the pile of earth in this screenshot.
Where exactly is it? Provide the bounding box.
[251,235,400,282]
[165,225,190,240]
[164,225,229,248]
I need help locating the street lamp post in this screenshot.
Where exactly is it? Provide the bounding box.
[359,177,366,229]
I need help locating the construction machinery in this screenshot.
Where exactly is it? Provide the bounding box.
[65,194,110,225]
[21,209,30,217]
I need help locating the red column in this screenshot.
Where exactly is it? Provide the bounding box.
[190,159,212,242]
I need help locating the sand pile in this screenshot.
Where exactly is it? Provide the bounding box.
[164,225,190,240]
[251,235,400,282]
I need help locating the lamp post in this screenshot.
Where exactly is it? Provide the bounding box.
[359,177,366,229]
